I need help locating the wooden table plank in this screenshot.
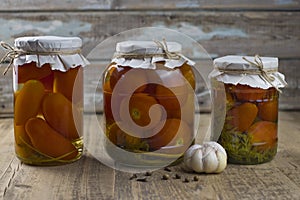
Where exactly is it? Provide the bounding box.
[0,118,19,199]
[1,0,300,11]
[2,153,115,200]
[0,11,299,59]
[0,118,115,200]
[0,112,299,199]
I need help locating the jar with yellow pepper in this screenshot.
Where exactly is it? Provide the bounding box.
[8,36,89,165]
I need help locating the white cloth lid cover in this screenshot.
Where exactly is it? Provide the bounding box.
[213,55,278,70]
[14,36,89,72]
[112,40,194,69]
[210,55,286,89]
[116,41,182,54]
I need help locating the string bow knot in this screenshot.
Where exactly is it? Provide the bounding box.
[114,39,182,60]
[242,55,286,93]
[154,39,181,60]
[243,55,275,82]
[0,41,82,75]
[0,41,27,75]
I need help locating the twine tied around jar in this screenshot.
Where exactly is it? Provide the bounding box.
[113,39,182,60]
[242,55,287,93]
[217,54,287,93]
[0,41,81,75]
[0,41,21,75]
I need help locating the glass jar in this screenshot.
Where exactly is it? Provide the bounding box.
[13,36,89,165]
[210,55,287,164]
[102,41,196,166]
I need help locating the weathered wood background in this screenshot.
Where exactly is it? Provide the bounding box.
[0,112,300,199]
[0,0,300,115]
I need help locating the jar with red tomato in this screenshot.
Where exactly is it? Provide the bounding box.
[209,55,287,164]
[102,41,196,167]
[12,36,89,165]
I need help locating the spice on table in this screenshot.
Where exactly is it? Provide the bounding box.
[136,177,148,182]
[145,171,152,176]
[193,176,199,181]
[174,173,181,179]
[162,174,170,180]
[164,167,171,172]
[183,178,190,183]
[129,174,137,180]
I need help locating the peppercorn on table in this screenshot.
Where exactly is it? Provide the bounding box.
[0,112,299,200]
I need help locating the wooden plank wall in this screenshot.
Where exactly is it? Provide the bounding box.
[0,0,300,116]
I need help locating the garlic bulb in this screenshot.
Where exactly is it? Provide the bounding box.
[183,144,202,171]
[183,141,227,173]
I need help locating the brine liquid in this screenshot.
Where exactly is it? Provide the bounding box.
[102,64,196,164]
[218,83,278,164]
[14,62,83,165]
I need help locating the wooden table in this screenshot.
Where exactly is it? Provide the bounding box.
[0,112,299,200]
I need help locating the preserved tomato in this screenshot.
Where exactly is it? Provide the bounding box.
[219,84,279,164]
[226,102,258,132]
[103,65,195,152]
[54,67,83,103]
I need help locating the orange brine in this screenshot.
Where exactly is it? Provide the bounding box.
[12,36,88,165]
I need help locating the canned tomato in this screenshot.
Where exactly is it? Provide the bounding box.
[103,40,196,165]
[210,55,287,164]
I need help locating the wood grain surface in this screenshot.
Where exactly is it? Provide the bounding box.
[0,2,299,199]
[1,0,300,11]
[0,2,299,112]
[0,112,299,199]
[0,11,298,58]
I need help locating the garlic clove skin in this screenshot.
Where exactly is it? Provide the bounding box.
[202,146,219,173]
[205,141,227,173]
[181,162,194,172]
[215,150,227,173]
[205,141,227,156]
[183,144,202,170]
[191,148,204,173]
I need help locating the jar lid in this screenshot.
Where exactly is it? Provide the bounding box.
[116,40,182,54]
[14,36,89,72]
[112,40,194,69]
[210,55,287,90]
[213,55,278,70]
[15,36,82,52]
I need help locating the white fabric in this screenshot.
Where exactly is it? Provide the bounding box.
[112,41,195,69]
[13,36,89,72]
[210,55,286,89]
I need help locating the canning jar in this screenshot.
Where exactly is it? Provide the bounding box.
[102,40,196,166]
[210,55,287,164]
[12,36,89,165]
